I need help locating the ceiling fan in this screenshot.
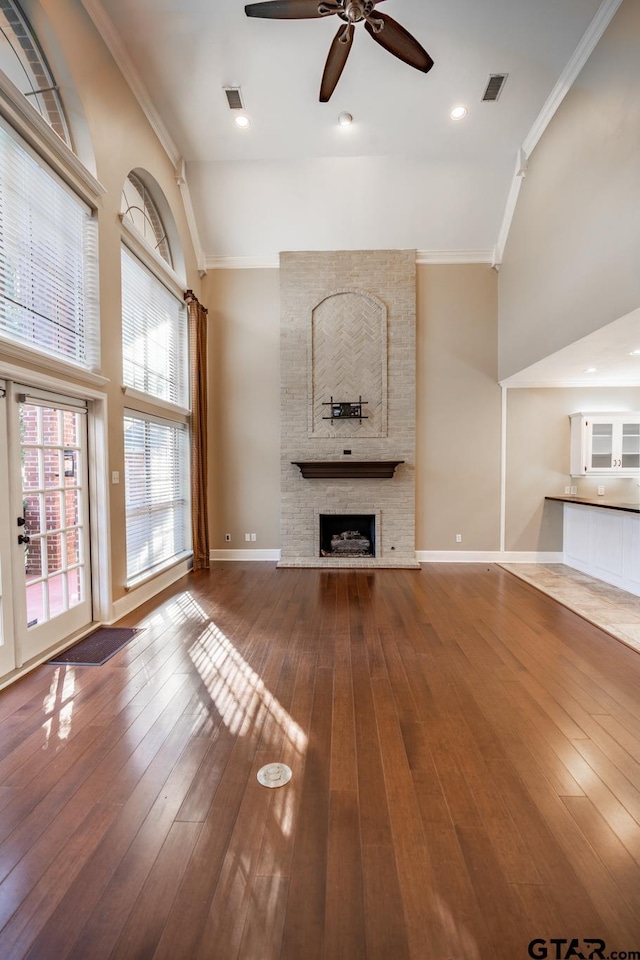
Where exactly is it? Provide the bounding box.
[244,0,434,102]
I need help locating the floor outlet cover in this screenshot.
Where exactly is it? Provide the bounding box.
[257,763,292,788]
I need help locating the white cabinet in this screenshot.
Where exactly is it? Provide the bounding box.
[569,412,640,477]
[563,503,640,597]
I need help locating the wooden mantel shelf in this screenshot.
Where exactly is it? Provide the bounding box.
[292,460,404,479]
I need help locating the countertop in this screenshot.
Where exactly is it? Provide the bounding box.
[545,495,640,514]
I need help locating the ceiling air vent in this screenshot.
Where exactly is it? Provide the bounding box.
[224,86,244,110]
[482,73,508,102]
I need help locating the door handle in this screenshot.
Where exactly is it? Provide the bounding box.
[18,534,30,545]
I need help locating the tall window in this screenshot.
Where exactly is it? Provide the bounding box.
[121,247,187,407]
[0,0,70,144]
[120,170,190,583]
[0,123,99,368]
[124,414,189,582]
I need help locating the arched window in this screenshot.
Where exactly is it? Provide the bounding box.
[0,0,70,145]
[121,171,172,267]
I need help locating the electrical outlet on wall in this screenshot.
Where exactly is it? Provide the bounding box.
[570,486,578,495]
[245,533,251,542]
[455,534,462,543]
[250,533,256,542]
[225,534,231,542]
[564,486,571,495]
[597,485,605,496]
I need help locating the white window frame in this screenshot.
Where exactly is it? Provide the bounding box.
[0,115,100,372]
[121,242,188,411]
[123,409,191,587]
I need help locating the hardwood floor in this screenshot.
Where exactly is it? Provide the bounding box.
[1,562,640,959]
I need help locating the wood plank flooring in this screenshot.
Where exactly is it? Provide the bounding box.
[1,563,640,959]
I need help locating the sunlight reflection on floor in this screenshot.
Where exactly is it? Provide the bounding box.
[165,592,308,840]
[42,666,75,747]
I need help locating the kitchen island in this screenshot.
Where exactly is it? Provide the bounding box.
[546,495,640,597]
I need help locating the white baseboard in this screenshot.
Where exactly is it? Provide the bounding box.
[109,558,192,622]
[416,551,564,563]
[210,549,563,565]
[210,549,281,562]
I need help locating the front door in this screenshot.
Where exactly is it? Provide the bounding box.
[8,385,92,666]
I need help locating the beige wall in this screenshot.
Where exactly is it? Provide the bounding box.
[0,0,202,603]
[203,264,639,558]
[416,264,502,551]
[203,269,281,550]
[499,1,640,379]
[505,387,640,551]
[204,263,504,553]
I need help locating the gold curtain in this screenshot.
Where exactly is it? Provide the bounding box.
[185,290,210,570]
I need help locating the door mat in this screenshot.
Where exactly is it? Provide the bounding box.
[48,627,141,666]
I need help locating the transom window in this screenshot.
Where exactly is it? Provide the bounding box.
[121,172,172,266]
[0,0,70,144]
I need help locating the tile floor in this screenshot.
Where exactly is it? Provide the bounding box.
[499,563,640,655]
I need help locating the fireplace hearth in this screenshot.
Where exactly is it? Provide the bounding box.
[319,514,375,558]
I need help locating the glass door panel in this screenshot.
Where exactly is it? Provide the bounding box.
[590,422,614,469]
[621,423,640,469]
[13,394,91,663]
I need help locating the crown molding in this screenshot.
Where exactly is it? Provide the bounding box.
[206,255,281,270]
[500,378,640,389]
[206,250,494,270]
[522,0,623,157]
[80,0,181,168]
[416,249,493,265]
[175,160,206,275]
[493,0,623,265]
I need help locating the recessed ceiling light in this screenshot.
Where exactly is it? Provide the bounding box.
[338,112,353,126]
[234,114,251,129]
[450,105,468,120]
[584,367,597,373]
[630,349,640,356]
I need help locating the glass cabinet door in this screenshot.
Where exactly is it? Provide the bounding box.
[621,422,640,469]
[590,422,614,469]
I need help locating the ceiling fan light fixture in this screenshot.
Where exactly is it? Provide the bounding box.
[338,111,353,126]
[234,114,251,129]
[450,105,468,120]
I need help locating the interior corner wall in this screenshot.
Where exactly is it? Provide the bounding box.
[416,264,502,551]
[498,0,640,380]
[203,268,281,551]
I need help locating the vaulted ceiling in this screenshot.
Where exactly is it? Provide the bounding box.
[88,0,613,266]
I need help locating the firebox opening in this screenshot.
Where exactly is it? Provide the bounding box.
[319,514,376,558]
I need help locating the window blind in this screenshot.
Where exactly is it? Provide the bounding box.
[0,123,99,367]
[121,246,187,407]
[124,412,190,582]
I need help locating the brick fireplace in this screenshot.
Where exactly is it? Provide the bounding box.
[278,250,418,568]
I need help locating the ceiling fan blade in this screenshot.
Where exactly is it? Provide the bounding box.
[364,12,434,73]
[245,0,339,19]
[320,23,354,102]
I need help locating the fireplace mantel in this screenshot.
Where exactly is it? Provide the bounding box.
[292,461,404,479]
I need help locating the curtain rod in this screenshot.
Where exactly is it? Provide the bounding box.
[184,289,208,312]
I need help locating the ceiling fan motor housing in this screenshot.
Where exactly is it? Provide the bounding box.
[338,0,375,23]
